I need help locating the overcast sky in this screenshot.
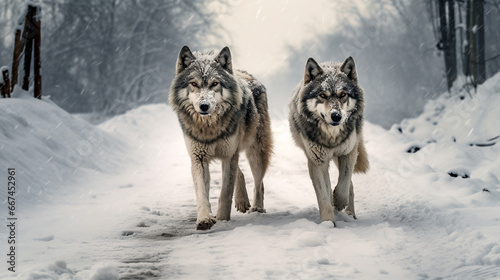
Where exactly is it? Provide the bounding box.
[210,0,340,78]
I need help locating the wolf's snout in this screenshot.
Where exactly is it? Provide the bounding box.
[331,112,342,125]
[200,103,210,113]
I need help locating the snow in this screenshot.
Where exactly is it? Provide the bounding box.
[1,74,500,279]
[0,88,125,206]
[472,25,478,33]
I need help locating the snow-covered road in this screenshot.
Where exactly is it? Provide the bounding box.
[2,75,500,279]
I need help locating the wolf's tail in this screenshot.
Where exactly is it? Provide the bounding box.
[354,134,369,173]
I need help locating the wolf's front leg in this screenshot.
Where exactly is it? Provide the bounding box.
[191,159,216,230]
[308,159,335,225]
[333,148,357,212]
[217,153,238,221]
[345,181,357,219]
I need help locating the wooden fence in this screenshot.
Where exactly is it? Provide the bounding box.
[1,4,41,99]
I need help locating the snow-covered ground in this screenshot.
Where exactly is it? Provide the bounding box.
[1,74,500,279]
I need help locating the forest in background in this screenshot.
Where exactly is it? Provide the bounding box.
[1,0,499,128]
[269,0,500,127]
[0,0,222,116]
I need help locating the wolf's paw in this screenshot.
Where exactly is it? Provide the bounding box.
[196,217,216,230]
[249,206,266,213]
[319,217,337,228]
[235,200,251,213]
[344,209,357,220]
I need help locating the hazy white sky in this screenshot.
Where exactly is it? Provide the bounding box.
[211,0,339,78]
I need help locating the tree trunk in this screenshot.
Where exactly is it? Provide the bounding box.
[447,0,457,87]
[34,6,42,99]
[438,0,453,91]
[474,0,486,84]
[467,0,486,88]
[464,0,471,77]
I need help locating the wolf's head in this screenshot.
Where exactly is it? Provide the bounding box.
[299,57,362,127]
[169,46,241,118]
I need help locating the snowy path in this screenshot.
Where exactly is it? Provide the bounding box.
[2,94,500,279]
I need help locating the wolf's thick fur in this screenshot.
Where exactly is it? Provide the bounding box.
[288,56,369,226]
[169,46,273,230]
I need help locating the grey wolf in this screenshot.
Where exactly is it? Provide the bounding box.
[169,46,273,230]
[288,56,369,226]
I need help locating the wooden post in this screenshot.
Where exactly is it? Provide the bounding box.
[11,30,23,92]
[22,6,36,92]
[2,68,11,98]
[34,6,42,99]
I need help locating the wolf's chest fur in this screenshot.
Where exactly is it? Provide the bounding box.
[178,100,247,145]
[295,111,356,145]
[294,114,358,164]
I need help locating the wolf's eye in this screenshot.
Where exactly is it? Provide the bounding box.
[318,92,327,99]
[191,82,199,87]
[211,82,218,87]
[338,91,347,98]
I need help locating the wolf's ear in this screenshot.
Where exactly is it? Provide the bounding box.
[304,58,323,84]
[340,56,357,82]
[216,46,233,74]
[176,45,196,74]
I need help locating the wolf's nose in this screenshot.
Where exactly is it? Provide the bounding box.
[200,104,210,112]
[331,112,342,123]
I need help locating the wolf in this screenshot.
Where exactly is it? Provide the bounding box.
[288,56,369,226]
[169,46,273,230]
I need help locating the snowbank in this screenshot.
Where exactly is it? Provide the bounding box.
[392,72,500,208]
[0,89,125,206]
